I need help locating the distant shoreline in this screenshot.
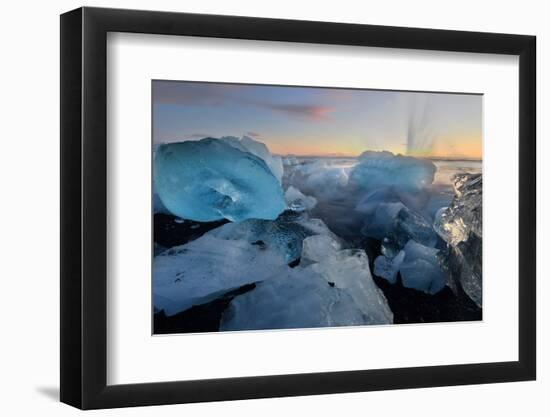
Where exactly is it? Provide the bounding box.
[277,154,482,162]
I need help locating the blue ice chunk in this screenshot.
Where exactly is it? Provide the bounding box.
[349,151,436,192]
[220,267,369,331]
[154,138,286,222]
[153,235,288,315]
[310,249,393,324]
[361,202,438,248]
[285,186,317,212]
[374,250,405,283]
[399,240,446,294]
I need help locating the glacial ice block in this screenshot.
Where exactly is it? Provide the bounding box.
[220,267,369,331]
[435,173,482,306]
[285,186,317,212]
[374,250,405,283]
[287,159,350,199]
[154,138,286,222]
[311,249,393,324]
[221,135,284,183]
[207,211,336,264]
[399,240,445,294]
[152,235,288,315]
[360,202,404,241]
[349,151,436,192]
[434,173,482,246]
[361,202,438,248]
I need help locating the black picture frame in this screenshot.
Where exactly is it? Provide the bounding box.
[60,6,536,410]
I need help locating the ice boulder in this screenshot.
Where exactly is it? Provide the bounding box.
[374,250,405,283]
[310,249,393,324]
[399,240,445,294]
[440,232,482,307]
[435,173,482,307]
[349,151,436,192]
[305,166,349,198]
[434,173,482,246]
[361,202,438,248]
[221,135,284,183]
[154,138,286,222]
[207,211,337,264]
[360,202,404,240]
[285,186,317,212]
[220,267,369,331]
[287,159,350,200]
[153,234,288,315]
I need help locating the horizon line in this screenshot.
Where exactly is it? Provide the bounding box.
[274,153,482,161]
[153,140,481,161]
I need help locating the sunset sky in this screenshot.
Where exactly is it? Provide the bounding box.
[152,80,482,159]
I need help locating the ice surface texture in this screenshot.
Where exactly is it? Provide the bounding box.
[152,144,171,215]
[154,221,393,324]
[153,234,287,315]
[221,135,284,183]
[286,159,351,200]
[374,240,445,294]
[207,211,336,264]
[361,202,438,248]
[154,138,286,222]
[220,268,368,331]
[221,248,393,330]
[301,235,341,263]
[436,173,483,307]
[355,187,432,217]
[434,173,482,245]
[374,250,405,283]
[399,240,446,294]
[349,151,436,192]
[285,186,317,212]
[311,249,394,323]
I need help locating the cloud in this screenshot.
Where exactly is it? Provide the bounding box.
[257,103,335,120]
[185,132,212,139]
[153,82,243,106]
[153,81,335,121]
[245,131,262,138]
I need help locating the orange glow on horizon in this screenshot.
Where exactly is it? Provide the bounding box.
[265,134,482,159]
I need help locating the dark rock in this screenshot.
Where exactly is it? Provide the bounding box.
[373,273,481,324]
[288,258,301,268]
[153,213,228,249]
[153,283,256,334]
